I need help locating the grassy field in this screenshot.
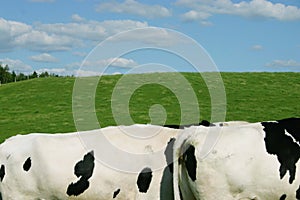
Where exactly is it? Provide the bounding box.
[0,72,299,143]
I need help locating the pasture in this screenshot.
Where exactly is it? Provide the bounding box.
[0,72,299,143]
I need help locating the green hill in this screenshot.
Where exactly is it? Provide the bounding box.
[0,72,299,143]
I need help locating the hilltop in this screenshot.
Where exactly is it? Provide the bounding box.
[0,72,299,142]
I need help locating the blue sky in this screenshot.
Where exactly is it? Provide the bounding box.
[1,0,300,75]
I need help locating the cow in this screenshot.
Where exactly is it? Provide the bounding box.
[0,124,182,200]
[173,117,300,200]
[0,120,251,199]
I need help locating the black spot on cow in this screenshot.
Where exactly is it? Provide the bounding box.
[67,151,95,196]
[74,151,95,179]
[0,192,2,200]
[199,120,215,127]
[262,118,300,184]
[296,185,300,199]
[0,165,5,182]
[164,120,215,129]
[164,138,175,173]
[67,180,90,196]
[183,144,197,181]
[163,124,183,129]
[113,188,120,198]
[280,194,287,200]
[277,118,300,142]
[23,157,31,172]
[137,167,153,193]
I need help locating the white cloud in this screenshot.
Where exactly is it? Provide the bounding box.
[0,18,80,52]
[63,57,139,76]
[182,10,211,22]
[177,0,300,22]
[107,57,138,68]
[35,20,183,48]
[72,51,87,57]
[0,58,33,73]
[251,44,263,51]
[0,58,71,76]
[106,27,188,47]
[30,53,59,63]
[113,71,122,75]
[36,68,68,76]
[15,30,79,52]
[74,69,104,77]
[96,0,172,19]
[35,19,148,42]
[71,14,86,22]
[0,16,187,57]
[0,17,149,53]
[82,57,138,68]
[36,67,103,77]
[97,20,148,36]
[200,21,213,26]
[266,59,300,69]
[0,18,31,52]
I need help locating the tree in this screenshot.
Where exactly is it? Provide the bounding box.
[0,64,63,84]
[30,71,38,79]
[39,71,49,78]
[12,71,16,82]
[17,73,27,81]
[0,64,11,84]
[0,64,3,83]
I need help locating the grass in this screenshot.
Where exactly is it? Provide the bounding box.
[0,72,299,143]
[222,72,300,122]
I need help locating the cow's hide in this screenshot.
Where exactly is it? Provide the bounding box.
[0,124,179,200]
[173,118,300,200]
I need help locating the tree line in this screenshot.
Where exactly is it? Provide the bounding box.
[0,64,59,84]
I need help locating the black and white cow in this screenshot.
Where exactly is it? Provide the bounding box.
[0,124,182,199]
[173,118,300,200]
[0,119,264,199]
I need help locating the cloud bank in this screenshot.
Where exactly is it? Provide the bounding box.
[177,0,300,23]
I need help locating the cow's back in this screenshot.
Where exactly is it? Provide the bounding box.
[0,124,179,200]
[174,121,300,200]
